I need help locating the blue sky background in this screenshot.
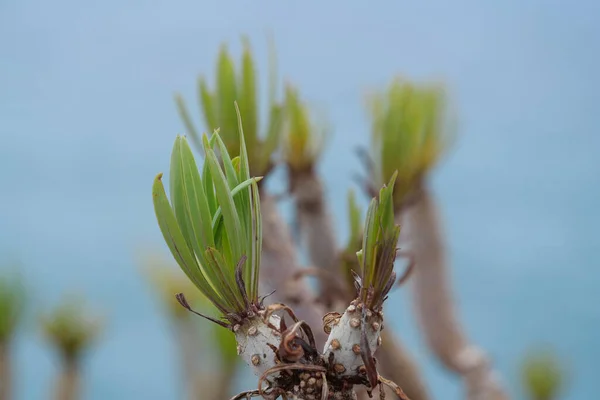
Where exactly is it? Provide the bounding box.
[1,0,599,399]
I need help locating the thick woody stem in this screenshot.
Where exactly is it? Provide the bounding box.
[54,358,80,400]
[259,193,327,348]
[0,342,10,400]
[289,170,342,310]
[402,187,508,400]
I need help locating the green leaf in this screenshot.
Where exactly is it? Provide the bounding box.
[204,146,243,267]
[216,46,238,153]
[174,94,202,152]
[198,77,217,134]
[213,132,239,190]
[347,189,362,247]
[201,134,217,215]
[152,174,228,314]
[240,38,258,160]
[259,104,284,174]
[204,247,244,311]
[361,198,378,290]
[249,180,262,300]
[234,102,253,289]
[211,177,262,239]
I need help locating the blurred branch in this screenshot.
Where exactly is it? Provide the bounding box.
[259,193,327,347]
[402,188,508,400]
[289,171,342,310]
[41,296,102,400]
[174,320,202,400]
[0,342,10,400]
[377,330,431,400]
[54,359,79,400]
[282,85,341,309]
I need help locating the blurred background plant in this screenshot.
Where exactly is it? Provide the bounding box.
[140,253,239,400]
[175,37,284,178]
[40,296,103,400]
[521,349,565,400]
[0,272,25,400]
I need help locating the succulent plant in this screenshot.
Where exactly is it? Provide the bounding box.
[366,77,454,209]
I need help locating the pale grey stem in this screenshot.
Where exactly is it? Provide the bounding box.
[54,359,80,400]
[290,172,342,310]
[259,193,327,347]
[402,187,509,400]
[0,342,11,400]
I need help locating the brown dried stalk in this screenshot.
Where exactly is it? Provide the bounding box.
[401,188,508,400]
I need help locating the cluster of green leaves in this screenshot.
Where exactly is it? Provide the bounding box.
[369,78,454,209]
[175,39,283,176]
[41,297,102,362]
[153,106,262,317]
[0,273,25,343]
[282,84,328,172]
[356,171,400,309]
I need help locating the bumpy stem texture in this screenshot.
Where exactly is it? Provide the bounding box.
[234,315,281,380]
[0,342,10,400]
[259,194,327,347]
[290,171,341,309]
[323,304,382,379]
[54,359,79,400]
[403,188,508,400]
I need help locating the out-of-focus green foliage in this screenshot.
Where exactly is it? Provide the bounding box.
[142,258,240,374]
[175,38,284,176]
[0,273,25,343]
[282,84,328,172]
[339,189,364,290]
[368,77,454,209]
[357,172,400,309]
[521,350,564,400]
[143,261,204,320]
[41,296,102,362]
[153,109,262,317]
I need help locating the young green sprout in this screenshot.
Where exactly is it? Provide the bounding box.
[323,172,409,399]
[41,296,102,400]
